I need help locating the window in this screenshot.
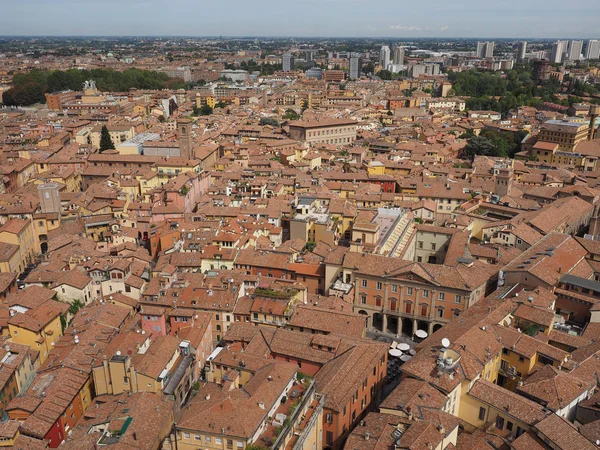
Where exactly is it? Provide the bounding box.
[478,407,486,421]
[376,282,382,290]
[423,290,429,298]
[407,287,413,295]
[392,285,398,293]
[431,243,437,250]
[360,294,367,305]
[237,442,243,448]
[195,435,202,441]
[455,295,462,303]
[183,432,190,439]
[418,241,423,249]
[437,308,444,318]
[439,292,445,300]
[361,279,367,288]
[519,356,525,362]
[406,302,412,314]
[507,421,513,432]
[502,348,509,355]
[326,413,333,423]
[496,416,505,430]
[375,296,382,307]
[326,431,334,446]
[205,436,211,442]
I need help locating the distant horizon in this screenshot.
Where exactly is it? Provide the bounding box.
[0,35,597,41]
[0,0,598,39]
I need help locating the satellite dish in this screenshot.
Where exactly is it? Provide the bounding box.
[441,338,450,348]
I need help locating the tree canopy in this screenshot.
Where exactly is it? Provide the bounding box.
[459,129,528,161]
[378,70,393,80]
[99,125,115,152]
[192,103,214,116]
[283,109,300,120]
[447,66,578,116]
[2,68,186,106]
[259,117,279,126]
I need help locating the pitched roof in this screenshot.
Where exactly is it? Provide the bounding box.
[468,379,549,426]
[177,362,297,438]
[534,412,596,450]
[314,343,387,412]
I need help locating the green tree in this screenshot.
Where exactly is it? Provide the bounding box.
[199,104,213,116]
[378,70,393,80]
[68,299,85,316]
[459,136,497,161]
[260,117,279,126]
[99,125,115,152]
[3,68,181,106]
[362,62,375,75]
[2,82,46,106]
[214,101,226,109]
[283,109,300,120]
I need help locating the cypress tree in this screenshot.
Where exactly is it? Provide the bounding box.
[99,125,115,151]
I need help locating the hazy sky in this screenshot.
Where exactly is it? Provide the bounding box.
[1,0,598,38]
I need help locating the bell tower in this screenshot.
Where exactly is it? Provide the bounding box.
[177,118,193,159]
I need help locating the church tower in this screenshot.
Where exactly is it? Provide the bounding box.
[177,118,193,159]
[495,167,514,198]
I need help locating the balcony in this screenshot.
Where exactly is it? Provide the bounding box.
[256,379,320,450]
